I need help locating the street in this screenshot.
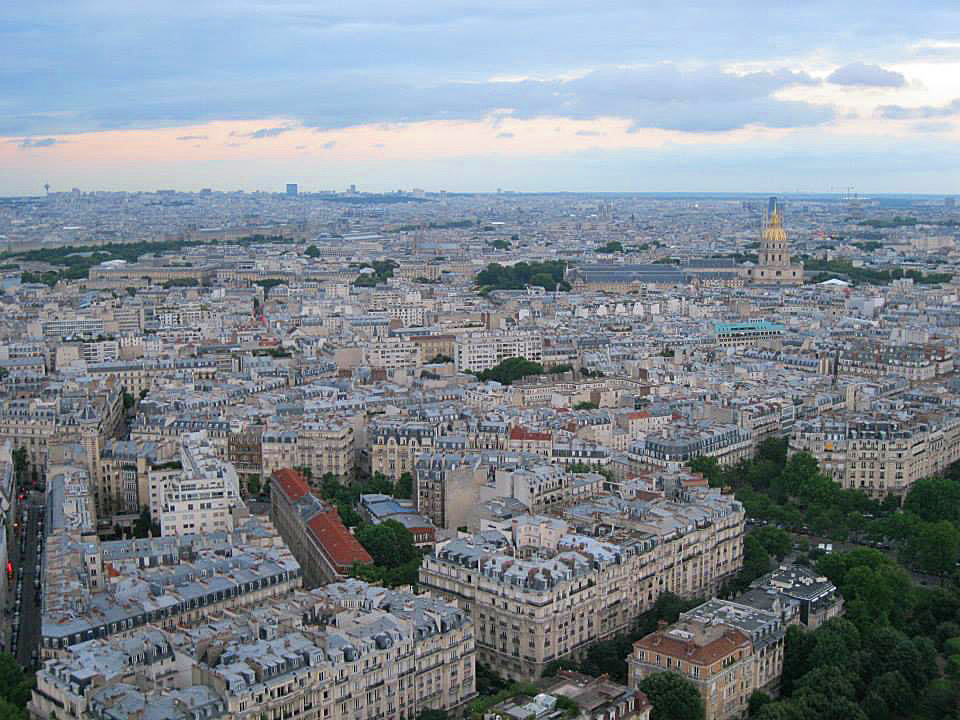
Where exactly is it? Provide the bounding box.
[9,498,42,668]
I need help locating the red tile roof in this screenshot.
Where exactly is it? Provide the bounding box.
[272,468,310,502]
[509,426,552,442]
[307,510,373,571]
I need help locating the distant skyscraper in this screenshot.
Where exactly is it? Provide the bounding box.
[286,183,298,196]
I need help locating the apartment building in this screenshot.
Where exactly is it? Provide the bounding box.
[415,452,492,530]
[370,420,439,479]
[39,518,302,658]
[486,671,652,720]
[365,337,423,370]
[631,422,754,471]
[262,418,356,480]
[0,384,124,491]
[97,438,175,516]
[790,410,960,498]
[739,565,843,629]
[837,341,954,382]
[32,579,475,720]
[455,331,543,373]
[713,320,784,350]
[629,618,754,720]
[271,468,373,587]
[419,488,744,680]
[158,432,243,536]
[87,358,218,397]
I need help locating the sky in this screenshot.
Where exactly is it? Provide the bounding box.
[2,1,960,195]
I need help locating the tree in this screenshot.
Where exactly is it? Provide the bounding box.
[305,244,321,258]
[909,520,960,580]
[472,357,545,385]
[356,520,419,567]
[11,447,28,484]
[748,691,771,717]
[637,672,705,720]
[905,476,960,524]
[688,456,722,487]
[395,472,413,500]
[248,475,262,497]
[574,401,598,410]
[752,526,793,560]
[862,671,914,720]
[0,651,34,711]
[416,710,448,720]
[132,508,156,538]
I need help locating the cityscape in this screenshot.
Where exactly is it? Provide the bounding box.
[3,2,960,720]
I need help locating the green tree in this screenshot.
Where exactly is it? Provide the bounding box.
[248,475,262,497]
[355,520,419,567]
[905,476,960,523]
[11,446,28,484]
[132,508,157,538]
[637,672,705,720]
[574,401,598,410]
[416,710,449,720]
[748,691,771,717]
[305,244,321,258]
[862,671,915,720]
[0,652,35,710]
[688,456,722,487]
[909,520,960,580]
[395,472,414,499]
[472,357,545,385]
[752,526,793,560]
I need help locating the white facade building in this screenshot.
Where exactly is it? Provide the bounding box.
[159,431,243,536]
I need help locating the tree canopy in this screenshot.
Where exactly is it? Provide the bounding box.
[638,672,705,720]
[475,261,570,292]
[471,357,545,385]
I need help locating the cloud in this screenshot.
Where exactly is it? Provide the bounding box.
[17,137,61,148]
[575,130,605,136]
[496,132,514,138]
[176,134,208,141]
[287,65,831,134]
[2,0,956,140]
[912,121,954,133]
[321,141,336,149]
[295,144,307,149]
[827,62,905,87]
[247,126,293,139]
[876,98,960,119]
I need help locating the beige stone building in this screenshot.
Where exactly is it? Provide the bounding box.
[629,621,754,720]
[261,417,356,480]
[31,579,476,720]
[790,410,960,498]
[419,488,744,680]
